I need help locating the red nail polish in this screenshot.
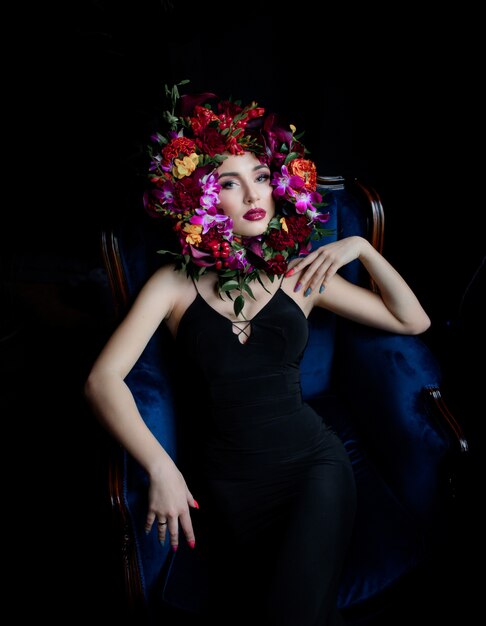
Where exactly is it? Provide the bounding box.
[193,499,200,509]
[285,269,294,277]
[188,540,196,549]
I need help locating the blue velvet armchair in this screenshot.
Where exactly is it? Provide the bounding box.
[99,176,467,624]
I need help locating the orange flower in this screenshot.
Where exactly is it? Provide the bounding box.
[288,159,317,191]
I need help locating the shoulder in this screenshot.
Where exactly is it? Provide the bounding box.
[134,263,193,310]
[145,263,191,290]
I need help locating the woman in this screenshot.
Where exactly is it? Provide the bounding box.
[85,86,430,625]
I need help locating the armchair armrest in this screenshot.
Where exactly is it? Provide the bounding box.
[335,321,467,527]
[104,327,179,611]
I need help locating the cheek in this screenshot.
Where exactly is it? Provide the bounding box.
[264,186,275,208]
[258,183,272,200]
[217,192,234,212]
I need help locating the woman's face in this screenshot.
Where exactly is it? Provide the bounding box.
[216,151,275,236]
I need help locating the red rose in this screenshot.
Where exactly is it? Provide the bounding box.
[172,177,201,213]
[286,215,313,243]
[195,127,228,157]
[265,228,296,251]
[267,254,288,275]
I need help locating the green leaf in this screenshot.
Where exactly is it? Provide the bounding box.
[151,132,167,145]
[219,269,237,278]
[234,295,245,317]
[157,249,179,256]
[284,151,300,164]
[178,79,190,86]
[220,280,240,292]
[242,283,255,299]
[268,216,281,229]
[256,274,272,293]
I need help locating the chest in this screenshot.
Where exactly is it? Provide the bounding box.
[176,290,310,381]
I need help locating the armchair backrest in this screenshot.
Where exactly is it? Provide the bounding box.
[103,176,382,401]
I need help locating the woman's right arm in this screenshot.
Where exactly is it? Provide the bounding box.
[84,265,197,549]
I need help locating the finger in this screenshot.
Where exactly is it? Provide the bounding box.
[167,517,180,552]
[286,251,318,277]
[157,518,168,546]
[144,511,156,535]
[317,261,342,293]
[179,509,196,550]
[299,258,332,295]
[290,258,321,292]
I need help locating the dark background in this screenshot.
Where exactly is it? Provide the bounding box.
[3,1,483,622]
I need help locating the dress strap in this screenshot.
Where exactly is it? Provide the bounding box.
[190,276,200,294]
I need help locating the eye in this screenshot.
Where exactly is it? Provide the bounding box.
[256,173,270,183]
[221,180,238,190]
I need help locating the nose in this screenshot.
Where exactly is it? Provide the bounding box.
[244,182,261,205]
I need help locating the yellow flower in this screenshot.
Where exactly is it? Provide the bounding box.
[172,153,200,179]
[280,217,289,233]
[183,223,202,246]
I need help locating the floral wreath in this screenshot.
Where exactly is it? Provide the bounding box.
[144,80,332,316]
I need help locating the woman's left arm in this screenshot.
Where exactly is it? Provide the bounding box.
[287,236,431,335]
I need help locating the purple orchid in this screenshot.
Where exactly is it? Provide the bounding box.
[227,248,249,271]
[190,207,231,235]
[199,173,222,211]
[152,183,174,206]
[271,165,304,198]
[294,190,322,215]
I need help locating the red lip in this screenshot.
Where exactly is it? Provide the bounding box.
[243,208,266,221]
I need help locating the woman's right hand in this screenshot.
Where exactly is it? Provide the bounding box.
[144,460,199,551]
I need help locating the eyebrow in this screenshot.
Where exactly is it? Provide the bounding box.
[218,164,270,179]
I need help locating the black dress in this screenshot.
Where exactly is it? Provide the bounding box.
[175,286,357,626]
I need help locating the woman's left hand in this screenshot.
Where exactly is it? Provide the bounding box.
[286,236,369,295]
